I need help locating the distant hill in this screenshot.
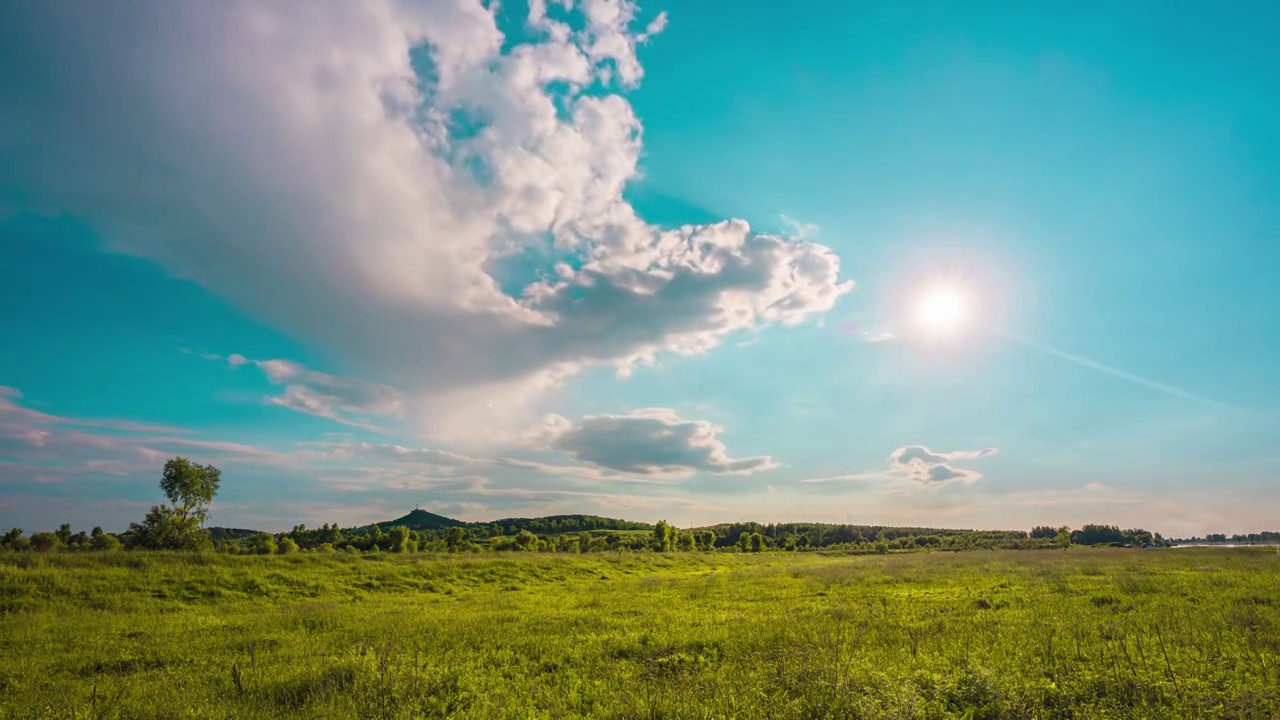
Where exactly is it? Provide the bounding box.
[212,510,653,539]
[374,509,468,531]
[207,527,263,541]
[474,514,651,535]
[366,511,651,535]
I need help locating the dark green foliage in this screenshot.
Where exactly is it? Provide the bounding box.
[251,533,278,555]
[1070,524,1158,546]
[476,514,650,536]
[127,504,211,551]
[513,529,538,551]
[28,531,62,552]
[387,526,410,553]
[208,527,265,542]
[446,527,466,550]
[90,533,121,552]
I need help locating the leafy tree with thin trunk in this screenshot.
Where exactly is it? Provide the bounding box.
[127,458,221,550]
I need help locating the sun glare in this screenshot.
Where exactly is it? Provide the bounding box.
[915,286,968,335]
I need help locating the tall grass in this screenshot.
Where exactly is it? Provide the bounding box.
[0,548,1276,718]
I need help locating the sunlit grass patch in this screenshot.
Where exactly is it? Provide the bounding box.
[0,548,1277,718]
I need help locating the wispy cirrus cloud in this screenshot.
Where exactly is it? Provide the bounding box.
[188,352,405,431]
[0,387,729,530]
[0,386,302,483]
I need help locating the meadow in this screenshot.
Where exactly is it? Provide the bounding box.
[1,548,1277,719]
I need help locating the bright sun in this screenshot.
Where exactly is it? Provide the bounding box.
[915,286,968,335]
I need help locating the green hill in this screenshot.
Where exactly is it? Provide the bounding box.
[474,514,651,535]
[374,509,468,532]
[367,511,651,536]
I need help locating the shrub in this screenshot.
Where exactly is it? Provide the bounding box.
[277,537,300,554]
[251,533,278,555]
[90,534,122,552]
[29,532,63,552]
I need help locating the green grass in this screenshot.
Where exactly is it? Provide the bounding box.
[1,548,1278,719]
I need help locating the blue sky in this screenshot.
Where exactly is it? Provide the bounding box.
[2,0,1278,535]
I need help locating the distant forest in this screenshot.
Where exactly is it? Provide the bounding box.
[3,459,1273,554]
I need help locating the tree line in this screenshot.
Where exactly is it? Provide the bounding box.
[2,459,1215,555]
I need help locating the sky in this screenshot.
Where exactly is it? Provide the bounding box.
[2,0,1278,536]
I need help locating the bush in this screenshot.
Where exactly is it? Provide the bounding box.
[250,533,278,555]
[29,532,63,552]
[90,534,122,552]
[277,538,299,554]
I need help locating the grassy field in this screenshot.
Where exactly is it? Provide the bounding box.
[1,548,1277,719]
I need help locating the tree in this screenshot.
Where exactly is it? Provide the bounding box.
[128,458,221,550]
[2,528,23,548]
[91,533,122,552]
[514,529,538,551]
[1071,524,1125,546]
[29,532,62,552]
[1030,526,1058,539]
[652,521,675,552]
[388,526,410,553]
[128,504,209,551]
[160,457,221,526]
[676,531,695,552]
[56,523,73,545]
[749,533,765,553]
[446,526,466,550]
[250,532,278,555]
[277,537,299,554]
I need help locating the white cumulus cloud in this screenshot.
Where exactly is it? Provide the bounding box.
[0,0,853,442]
[538,408,776,477]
